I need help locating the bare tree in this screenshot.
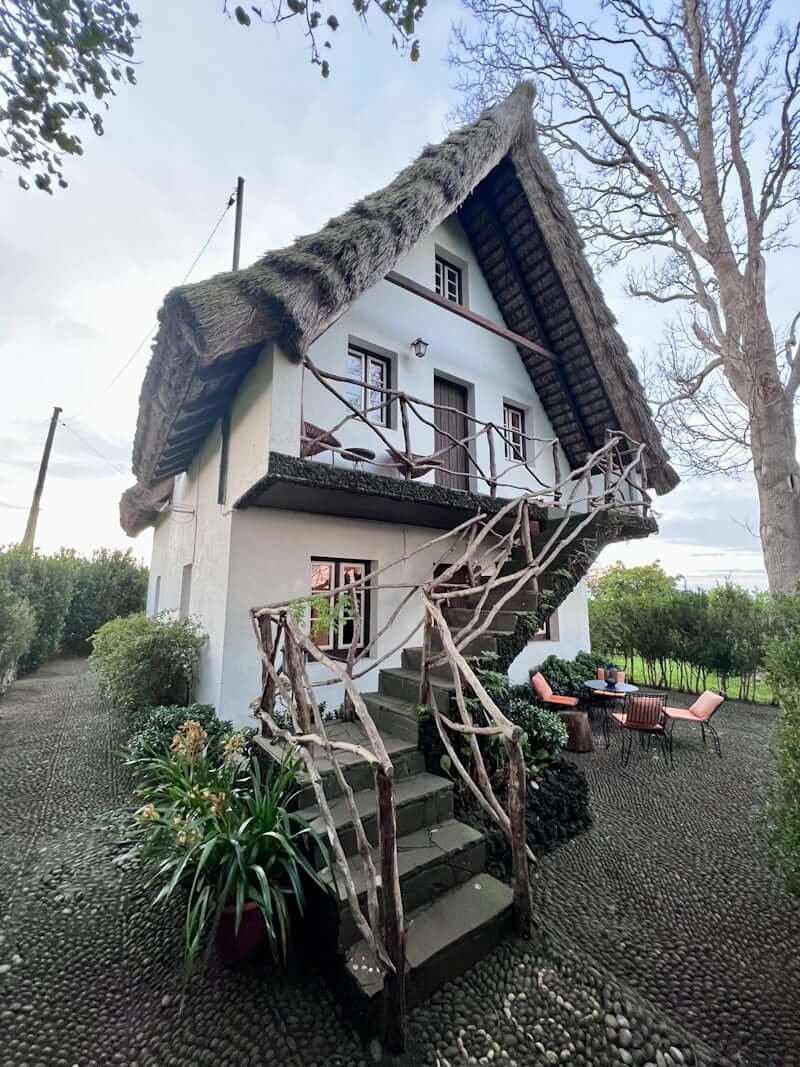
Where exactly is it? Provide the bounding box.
[452,0,800,594]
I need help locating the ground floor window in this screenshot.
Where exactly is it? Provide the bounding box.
[310,558,370,655]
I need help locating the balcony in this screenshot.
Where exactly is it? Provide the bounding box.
[235,358,654,535]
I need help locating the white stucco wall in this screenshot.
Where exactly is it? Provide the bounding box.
[507,580,592,685]
[144,214,596,723]
[217,508,471,725]
[146,423,234,711]
[300,214,571,501]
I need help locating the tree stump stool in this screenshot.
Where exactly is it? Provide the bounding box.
[558,709,593,753]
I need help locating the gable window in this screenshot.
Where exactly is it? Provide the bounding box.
[435,255,463,305]
[310,558,370,655]
[503,403,527,461]
[344,345,390,426]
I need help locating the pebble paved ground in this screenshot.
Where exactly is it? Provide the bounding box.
[0,661,792,1066]
[538,693,800,1067]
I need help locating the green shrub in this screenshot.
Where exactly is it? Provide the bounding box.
[507,696,568,760]
[62,548,148,654]
[0,546,76,673]
[127,703,233,761]
[533,650,606,696]
[0,576,36,686]
[90,612,207,714]
[765,623,800,893]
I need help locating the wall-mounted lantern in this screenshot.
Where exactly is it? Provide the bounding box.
[411,337,429,359]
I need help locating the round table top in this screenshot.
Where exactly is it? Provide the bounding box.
[583,679,639,694]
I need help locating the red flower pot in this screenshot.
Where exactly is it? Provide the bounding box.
[215,900,267,965]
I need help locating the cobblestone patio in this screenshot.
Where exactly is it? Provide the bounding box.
[539,693,800,1067]
[0,661,793,1066]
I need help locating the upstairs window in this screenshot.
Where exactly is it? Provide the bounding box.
[503,402,527,461]
[344,344,391,426]
[310,558,370,655]
[435,255,463,305]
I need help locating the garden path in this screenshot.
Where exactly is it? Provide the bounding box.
[0,661,785,1066]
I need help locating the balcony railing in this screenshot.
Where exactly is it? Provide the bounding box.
[300,356,651,513]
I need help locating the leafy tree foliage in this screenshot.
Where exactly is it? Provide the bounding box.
[2,0,427,191]
[0,575,36,685]
[61,547,147,653]
[589,562,774,700]
[0,1,139,192]
[764,606,800,893]
[0,545,77,674]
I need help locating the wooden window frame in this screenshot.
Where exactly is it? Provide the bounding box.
[503,402,527,461]
[434,254,463,306]
[309,557,371,657]
[345,344,391,426]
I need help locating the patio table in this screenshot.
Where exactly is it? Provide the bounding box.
[583,680,639,696]
[584,680,639,748]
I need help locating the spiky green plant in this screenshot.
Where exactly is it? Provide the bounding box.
[128,728,330,975]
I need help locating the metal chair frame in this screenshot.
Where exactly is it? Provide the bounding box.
[665,696,725,758]
[613,692,673,770]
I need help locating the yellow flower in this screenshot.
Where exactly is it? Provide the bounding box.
[137,804,159,822]
[170,720,208,765]
[222,732,246,762]
[176,825,201,848]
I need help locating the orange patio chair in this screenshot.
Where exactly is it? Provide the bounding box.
[611,692,672,769]
[665,690,726,757]
[530,671,578,709]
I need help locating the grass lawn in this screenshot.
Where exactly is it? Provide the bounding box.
[611,655,774,705]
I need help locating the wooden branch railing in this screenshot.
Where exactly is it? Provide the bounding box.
[249,425,653,1052]
[302,355,654,513]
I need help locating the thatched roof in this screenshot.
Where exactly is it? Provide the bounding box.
[120,82,677,536]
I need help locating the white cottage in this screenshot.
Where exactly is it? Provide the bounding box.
[120,83,677,727]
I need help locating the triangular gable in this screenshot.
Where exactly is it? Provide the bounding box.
[121,83,676,535]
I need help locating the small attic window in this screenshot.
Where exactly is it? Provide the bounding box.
[435,254,463,305]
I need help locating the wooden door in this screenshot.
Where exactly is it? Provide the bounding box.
[434,376,470,491]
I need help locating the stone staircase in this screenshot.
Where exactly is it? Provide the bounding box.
[255,506,654,1024]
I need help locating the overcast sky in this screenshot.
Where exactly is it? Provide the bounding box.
[1,0,794,589]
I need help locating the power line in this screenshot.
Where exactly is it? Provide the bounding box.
[65,186,239,418]
[58,419,129,478]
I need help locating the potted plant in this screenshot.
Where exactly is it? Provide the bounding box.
[128,720,330,973]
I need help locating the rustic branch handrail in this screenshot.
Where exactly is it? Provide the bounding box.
[250,404,655,1051]
[303,356,654,513]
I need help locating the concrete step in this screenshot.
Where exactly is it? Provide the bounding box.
[344,874,513,1018]
[404,634,508,674]
[254,722,423,809]
[362,691,422,745]
[458,586,540,612]
[444,606,519,632]
[377,667,453,713]
[321,819,486,951]
[297,772,454,865]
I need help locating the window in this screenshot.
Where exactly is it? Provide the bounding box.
[217,412,230,505]
[309,558,370,655]
[435,255,463,305]
[179,564,193,619]
[503,403,527,461]
[344,345,390,425]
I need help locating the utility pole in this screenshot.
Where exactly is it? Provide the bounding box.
[22,405,62,551]
[232,176,245,270]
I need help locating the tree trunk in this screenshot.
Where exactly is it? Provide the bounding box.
[750,400,800,595]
